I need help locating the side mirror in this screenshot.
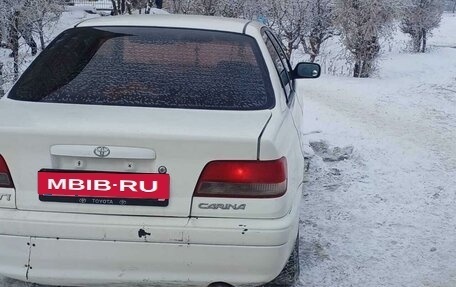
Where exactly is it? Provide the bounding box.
[293,62,321,79]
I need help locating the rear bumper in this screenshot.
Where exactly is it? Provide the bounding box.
[0,190,302,286]
[0,234,293,287]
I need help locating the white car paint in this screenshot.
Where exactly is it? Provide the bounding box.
[0,15,308,287]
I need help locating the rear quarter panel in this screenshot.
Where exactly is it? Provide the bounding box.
[246,24,305,217]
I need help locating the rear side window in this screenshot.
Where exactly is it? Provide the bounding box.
[263,30,292,101]
[8,27,275,110]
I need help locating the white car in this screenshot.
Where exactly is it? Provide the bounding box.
[0,15,320,287]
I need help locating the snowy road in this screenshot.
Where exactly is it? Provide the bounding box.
[298,47,456,287]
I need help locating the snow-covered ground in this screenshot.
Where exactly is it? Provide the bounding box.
[431,12,456,47]
[298,13,456,287]
[1,10,456,287]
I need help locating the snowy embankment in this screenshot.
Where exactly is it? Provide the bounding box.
[298,13,456,287]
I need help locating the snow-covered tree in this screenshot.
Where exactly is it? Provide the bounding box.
[444,0,456,12]
[169,0,262,21]
[168,0,195,14]
[195,0,219,15]
[217,0,245,17]
[181,0,242,16]
[334,0,396,78]
[240,0,267,20]
[300,0,337,62]
[400,0,445,53]
[0,0,24,79]
[25,0,64,50]
[0,0,62,80]
[265,0,307,58]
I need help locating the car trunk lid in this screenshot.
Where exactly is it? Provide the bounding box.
[0,100,272,217]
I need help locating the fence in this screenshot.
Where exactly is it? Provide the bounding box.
[69,0,114,11]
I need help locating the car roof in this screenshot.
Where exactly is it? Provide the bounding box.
[76,14,263,34]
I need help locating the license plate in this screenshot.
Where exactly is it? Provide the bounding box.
[38,171,170,206]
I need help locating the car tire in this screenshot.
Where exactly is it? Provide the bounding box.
[263,237,300,287]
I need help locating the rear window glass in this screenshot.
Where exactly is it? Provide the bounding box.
[8,27,275,110]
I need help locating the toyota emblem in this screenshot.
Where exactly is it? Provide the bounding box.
[94,146,111,158]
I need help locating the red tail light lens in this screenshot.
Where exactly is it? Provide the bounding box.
[194,157,287,198]
[0,155,14,188]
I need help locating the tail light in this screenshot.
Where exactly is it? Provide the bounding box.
[0,155,14,188]
[194,157,287,198]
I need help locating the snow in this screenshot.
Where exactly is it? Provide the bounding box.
[298,14,456,287]
[146,8,171,15]
[1,9,456,287]
[55,7,100,34]
[430,12,456,47]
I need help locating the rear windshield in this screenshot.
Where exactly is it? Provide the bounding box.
[8,27,275,110]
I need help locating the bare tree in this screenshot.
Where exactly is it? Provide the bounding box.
[166,0,328,61]
[194,0,219,15]
[168,0,195,14]
[401,0,444,53]
[217,0,245,17]
[0,62,4,97]
[334,0,396,78]
[1,1,24,80]
[111,0,133,15]
[169,0,252,18]
[0,0,63,82]
[25,0,64,51]
[265,0,307,58]
[445,0,456,12]
[300,0,337,62]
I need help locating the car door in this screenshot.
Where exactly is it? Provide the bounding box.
[262,29,304,152]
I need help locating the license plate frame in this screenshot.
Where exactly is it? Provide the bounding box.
[38,170,170,207]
